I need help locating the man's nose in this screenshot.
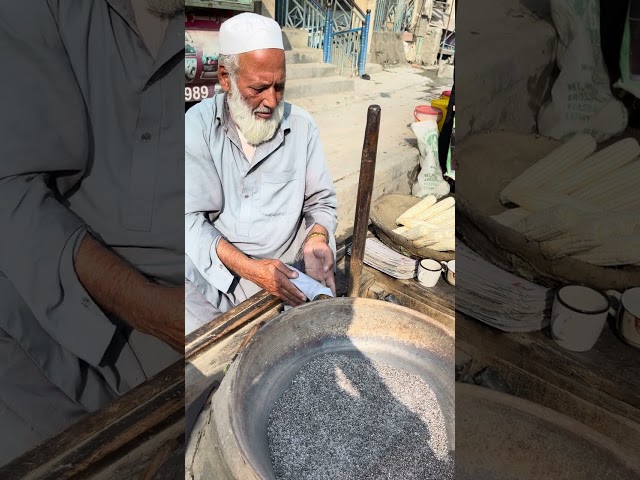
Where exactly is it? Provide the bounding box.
[262,86,278,109]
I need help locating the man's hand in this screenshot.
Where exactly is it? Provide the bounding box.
[216,239,306,307]
[303,229,336,296]
[246,259,307,306]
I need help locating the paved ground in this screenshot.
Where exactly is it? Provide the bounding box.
[293,66,453,240]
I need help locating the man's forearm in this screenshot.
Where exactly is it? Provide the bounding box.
[217,226,329,280]
[74,233,182,338]
[216,238,257,280]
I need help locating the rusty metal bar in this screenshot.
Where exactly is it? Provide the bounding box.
[347,104,381,297]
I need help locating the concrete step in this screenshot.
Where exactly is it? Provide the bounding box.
[286,76,355,100]
[282,28,309,50]
[285,48,324,64]
[288,62,382,80]
[287,63,339,80]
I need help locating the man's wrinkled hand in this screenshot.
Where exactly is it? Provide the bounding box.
[248,259,307,306]
[303,236,336,296]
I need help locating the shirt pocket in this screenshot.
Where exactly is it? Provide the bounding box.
[260,170,298,216]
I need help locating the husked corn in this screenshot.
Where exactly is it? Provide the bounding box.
[412,237,438,248]
[414,197,455,222]
[399,218,439,229]
[539,233,603,259]
[427,207,455,227]
[573,236,640,266]
[585,186,640,211]
[490,208,532,227]
[550,139,640,194]
[407,226,453,243]
[403,225,431,241]
[572,160,640,203]
[507,188,599,213]
[500,133,596,203]
[433,216,455,228]
[428,238,456,251]
[396,195,437,225]
[510,205,584,241]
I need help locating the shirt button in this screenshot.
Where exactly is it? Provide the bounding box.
[81,297,91,308]
[141,132,152,142]
[244,195,249,198]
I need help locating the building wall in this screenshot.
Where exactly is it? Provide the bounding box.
[258,0,276,19]
[370,31,406,65]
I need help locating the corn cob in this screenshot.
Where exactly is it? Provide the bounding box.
[393,226,410,235]
[396,195,437,225]
[433,216,455,228]
[549,139,640,194]
[500,133,596,203]
[403,225,431,241]
[572,160,640,203]
[579,212,638,237]
[427,206,455,227]
[490,208,532,227]
[539,233,603,259]
[412,237,438,248]
[428,238,456,251]
[413,197,456,222]
[507,188,599,213]
[510,205,584,241]
[584,186,640,211]
[398,218,440,229]
[573,236,640,266]
[407,226,454,242]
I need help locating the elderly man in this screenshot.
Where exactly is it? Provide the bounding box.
[185,13,338,333]
[0,0,184,467]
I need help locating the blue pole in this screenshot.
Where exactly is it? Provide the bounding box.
[358,10,371,76]
[323,4,333,63]
[358,22,366,76]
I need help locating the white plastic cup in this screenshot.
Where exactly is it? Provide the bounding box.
[417,259,442,287]
[550,285,609,352]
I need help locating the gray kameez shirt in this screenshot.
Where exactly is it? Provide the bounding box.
[0,0,182,423]
[185,94,338,312]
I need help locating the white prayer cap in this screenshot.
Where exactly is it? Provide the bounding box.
[219,13,284,55]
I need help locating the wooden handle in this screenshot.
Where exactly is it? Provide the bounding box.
[348,105,381,297]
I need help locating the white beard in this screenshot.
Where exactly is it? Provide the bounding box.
[228,79,284,146]
[145,0,183,17]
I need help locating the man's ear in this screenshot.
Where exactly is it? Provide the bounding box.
[218,64,231,92]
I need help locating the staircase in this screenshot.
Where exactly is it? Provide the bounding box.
[283,28,356,101]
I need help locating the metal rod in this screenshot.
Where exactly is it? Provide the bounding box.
[347,105,381,297]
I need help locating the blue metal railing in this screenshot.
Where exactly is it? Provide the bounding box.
[281,0,370,77]
[373,0,414,32]
[281,0,327,49]
[325,3,370,77]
